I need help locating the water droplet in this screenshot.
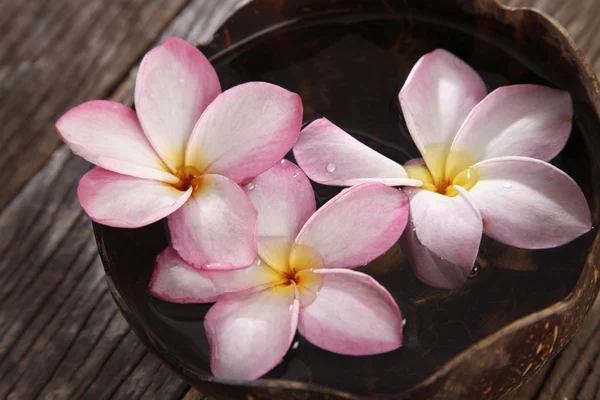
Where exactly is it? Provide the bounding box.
[247,182,255,191]
[503,182,512,189]
[291,341,299,350]
[289,304,294,311]
[326,163,336,173]
[292,171,300,178]
[469,265,479,278]
[203,262,231,270]
[262,99,274,113]
[402,318,407,327]
[280,159,286,164]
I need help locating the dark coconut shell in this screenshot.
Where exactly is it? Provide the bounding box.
[95,0,600,399]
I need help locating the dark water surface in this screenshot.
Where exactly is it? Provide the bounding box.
[96,10,597,396]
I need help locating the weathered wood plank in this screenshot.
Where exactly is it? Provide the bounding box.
[0,0,190,213]
[0,1,598,400]
[0,1,249,399]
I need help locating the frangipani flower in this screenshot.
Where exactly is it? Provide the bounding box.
[294,49,591,289]
[57,37,302,269]
[150,160,408,379]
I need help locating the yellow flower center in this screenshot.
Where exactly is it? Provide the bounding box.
[406,145,479,196]
[266,244,325,307]
[172,166,203,191]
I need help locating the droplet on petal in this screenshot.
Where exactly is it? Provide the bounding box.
[203,262,233,270]
[247,182,256,191]
[326,163,336,173]
[502,182,512,189]
[261,99,274,114]
[292,341,299,350]
[402,318,407,327]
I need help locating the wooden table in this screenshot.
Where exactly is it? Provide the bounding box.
[0,1,598,399]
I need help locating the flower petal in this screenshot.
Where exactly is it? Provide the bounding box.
[205,285,299,380]
[168,174,257,270]
[185,82,303,183]
[209,258,286,297]
[447,85,572,179]
[298,269,402,355]
[404,186,482,288]
[400,217,471,289]
[135,37,221,172]
[399,49,487,184]
[293,118,420,187]
[57,100,177,183]
[149,248,283,303]
[78,168,191,228]
[469,156,591,249]
[245,160,316,272]
[293,183,409,269]
[150,247,219,303]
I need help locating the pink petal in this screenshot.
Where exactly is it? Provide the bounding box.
[403,186,482,288]
[469,156,591,249]
[78,168,191,228]
[135,37,221,172]
[298,269,402,355]
[149,247,219,303]
[244,160,316,272]
[149,248,283,303]
[209,258,286,297]
[293,118,420,187]
[57,100,177,183]
[205,285,299,380]
[293,183,409,269]
[168,174,257,270]
[400,217,471,289]
[399,49,487,183]
[185,82,303,183]
[447,85,572,178]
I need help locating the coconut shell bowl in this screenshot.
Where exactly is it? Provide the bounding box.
[93,0,600,399]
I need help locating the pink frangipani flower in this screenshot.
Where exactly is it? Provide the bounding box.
[150,160,408,380]
[57,37,303,270]
[294,49,591,289]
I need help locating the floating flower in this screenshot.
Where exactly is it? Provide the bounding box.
[57,37,303,269]
[294,49,591,289]
[150,160,408,379]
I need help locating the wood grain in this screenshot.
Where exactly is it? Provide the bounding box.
[0,0,190,213]
[0,0,597,399]
[0,1,243,399]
